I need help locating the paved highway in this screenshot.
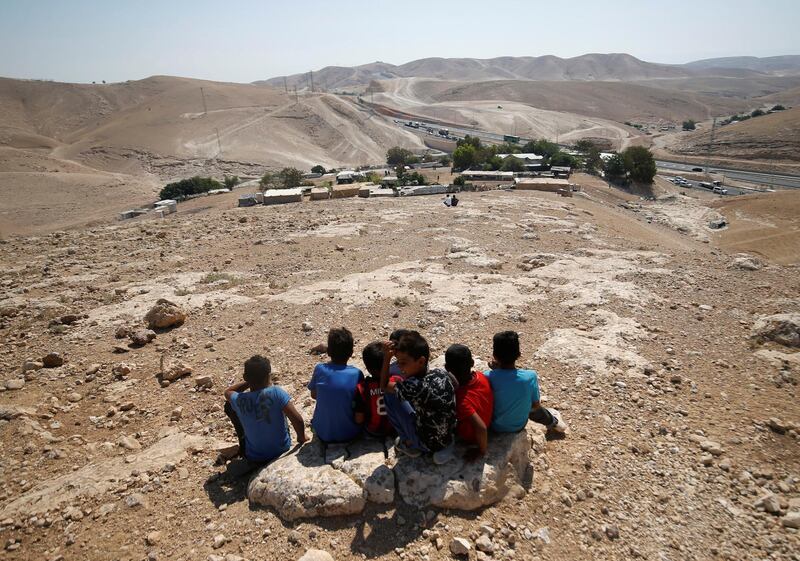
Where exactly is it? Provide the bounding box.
[656,161,800,190]
[656,174,748,196]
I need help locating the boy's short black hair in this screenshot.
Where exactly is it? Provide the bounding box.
[445,344,474,383]
[244,355,271,385]
[362,341,384,375]
[389,328,416,343]
[493,331,521,364]
[327,327,354,363]
[395,332,430,363]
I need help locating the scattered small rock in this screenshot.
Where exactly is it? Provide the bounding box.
[42,352,64,368]
[450,537,471,556]
[145,299,187,330]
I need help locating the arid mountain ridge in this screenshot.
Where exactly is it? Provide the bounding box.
[259,53,800,91]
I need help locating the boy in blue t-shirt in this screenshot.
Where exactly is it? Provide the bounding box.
[224,355,307,463]
[485,331,568,434]
[308,327,364,443]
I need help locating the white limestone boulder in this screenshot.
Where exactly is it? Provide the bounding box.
[247,439,394,520]
[394,430,532,510]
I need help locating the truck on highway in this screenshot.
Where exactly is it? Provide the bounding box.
[503,135,520,144]
[438,128,449,137]
[698,181,713,190]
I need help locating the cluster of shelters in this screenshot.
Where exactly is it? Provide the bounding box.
[119,199,178,221]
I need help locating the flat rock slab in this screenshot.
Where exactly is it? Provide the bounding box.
[248,439,393,520]
[0,428,215,519]
[394,431,532,509]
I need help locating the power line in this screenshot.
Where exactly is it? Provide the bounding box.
[200,87,208,116]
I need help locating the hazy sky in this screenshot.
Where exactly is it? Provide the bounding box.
[2,0,799,83]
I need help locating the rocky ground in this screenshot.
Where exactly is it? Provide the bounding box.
[0,176,798,561]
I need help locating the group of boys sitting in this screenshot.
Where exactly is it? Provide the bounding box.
[223,328,567,466]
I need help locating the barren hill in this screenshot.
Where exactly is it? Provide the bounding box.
[669,106,800,161]
[0,76,423,173]
[686,55,800,75]
[0,75,425,234]
[380,78,748,124]
[260,53,726,91]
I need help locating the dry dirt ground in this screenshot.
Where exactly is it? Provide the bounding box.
[1,176,799,561]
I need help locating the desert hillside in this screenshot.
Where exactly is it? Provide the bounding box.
[0,177,797,561]
[260,53,721,91]
[0,76,424,173]
[668,107,800,161]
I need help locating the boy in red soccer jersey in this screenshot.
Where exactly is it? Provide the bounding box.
[354,341,394,437]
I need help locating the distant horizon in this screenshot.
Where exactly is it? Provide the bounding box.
[2,52,799,86]
[2,0,799,84]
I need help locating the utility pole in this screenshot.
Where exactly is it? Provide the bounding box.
[283,76,288,94]
[294,86,298,104]
[309,70,314,93]
[200,87,208,116]
[705,117,717,179]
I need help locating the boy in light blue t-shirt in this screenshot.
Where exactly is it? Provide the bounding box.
[224,355,307,463]
[485,331,568,434]
[308,327,364,443]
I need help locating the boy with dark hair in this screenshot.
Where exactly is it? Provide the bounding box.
[308,327,364,443]
[444,344,493,461]
[485,331,567,434]
[388,329,417,378]
[379,332,457,464]
[353,341,394,437]
[224,355,307,463]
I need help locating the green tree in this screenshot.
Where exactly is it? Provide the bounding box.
[457,135,482,150]
[771,104,786,111]
[364,171,383,184]
[574,139,596,153]
[621,146,657,184]
[159,176,222,200]
[259,172,274,191]
[438,154,452,167]
[582,146,602,174]
[452,144,478,171]
[550,152,577,167]
[486,155,503,171]
[603,154,627,181]
[405,171,427,186]
[501,155,525,172]
[223,175,240,190]
[311,165,326,174]
[682,119,696,130]
[386,146,415,166]
[278,167,303,189]
[750,109,765,118]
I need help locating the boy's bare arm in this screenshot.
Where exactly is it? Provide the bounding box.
[224,381,249,402]
[379,341,397,394]
[310,388,317,400]
[283,402,308,444]
[531,400,541,410]
[465,413,488,461]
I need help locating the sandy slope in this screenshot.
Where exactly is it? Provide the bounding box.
[712,190,800,264]
[0,76,424,172]
[665,107,800,162]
